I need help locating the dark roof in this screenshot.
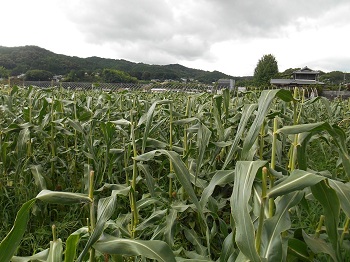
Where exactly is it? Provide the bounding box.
[270,79,324,85]
[293,66,319,74]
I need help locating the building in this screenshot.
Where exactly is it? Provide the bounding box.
[271,66,324,87]
[217,79,235,90]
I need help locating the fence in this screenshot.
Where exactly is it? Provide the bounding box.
[19,81,214,93]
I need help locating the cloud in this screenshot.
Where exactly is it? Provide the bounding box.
[60,0,350,66]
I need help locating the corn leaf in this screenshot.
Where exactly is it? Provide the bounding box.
[287,238,310,262]
[77,192,118,262]
[219,232,236,262]
[164,208,178,247]
[241,89,294,160]
[223,103,257,169]
[231,161,267,261]
[261,191,303,261]
[0,199,36,262]
[47,238,63,262]
[302,230,337,261]
[200,170,235,209]
[93,234,176,262]
[196,122,211,180]
[184,227,207,256]
[36,190,91,205]
[328,180,350,218]
[311,180,341,260]
[30,164,47,190]
[136,209,167,231]
[134,150,204,220]
[64,227,89,262]
[11,249,49,262]
[267,170,325,198]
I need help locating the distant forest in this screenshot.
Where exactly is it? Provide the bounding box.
[0,45,245,84]
[0,45,348,87]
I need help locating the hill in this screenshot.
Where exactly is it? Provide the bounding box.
[0,45,237,83]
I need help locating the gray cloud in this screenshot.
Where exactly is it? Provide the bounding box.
[62,0,350,64]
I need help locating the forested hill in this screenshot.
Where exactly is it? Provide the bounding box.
[0,45,235,83]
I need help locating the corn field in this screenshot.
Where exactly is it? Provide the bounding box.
[1,85,350,261]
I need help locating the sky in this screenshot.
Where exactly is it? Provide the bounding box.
[1,0,350,76]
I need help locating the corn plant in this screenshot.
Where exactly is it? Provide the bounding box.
[1,85,350,261]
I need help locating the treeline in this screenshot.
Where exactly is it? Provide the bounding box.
[0,45,235,84]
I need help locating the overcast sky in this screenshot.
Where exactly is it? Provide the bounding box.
[1,0,349,76]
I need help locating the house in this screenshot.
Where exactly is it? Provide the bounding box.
[52,75,64,82]
[270,66,324,87]
[217,79,235,90]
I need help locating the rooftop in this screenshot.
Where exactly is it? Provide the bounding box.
[293,66,320,74]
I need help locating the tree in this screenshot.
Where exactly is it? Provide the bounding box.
[142,71,151,80]
[24,70,53,81]
[101,69,138,83]
[253,54,279,86]
[319,71,346,85]
[0,66,10,79]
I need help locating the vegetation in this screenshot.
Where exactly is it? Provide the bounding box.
[253,54,279,86]
[1,85,350,261]
[101,69,138,83]
[0,66,10,79]
[320,71,350,89]
[24,69,54,81]
[0,46,234,83]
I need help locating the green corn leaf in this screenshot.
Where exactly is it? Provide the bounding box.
[231,161,267,262]
[136,197,161,210]
[196,122,211,180]
[328,180,350,218]
[302,230,337,261]
[11,249,49,262]
[220,232,236,262]
[134,150,204,220]
[311,180,341,260]
[261,191,303,261]
[67,118,85,133]
[36,190,91,205]
[267,170,325,198]
[93,234,176,262]
[3,122,33,133]
[77,193,118,262]
[176,259,213,262]
[136,209,167,231]
[139,100,163,154]
[172,117,199,125]
[30,164,47,190]
[223,103,257,169]
[64,227,89,262]
[277,122,350,179]
[212,95,224,141]
[110,119,131,126]
[16,128,30,156]
[0,198,36,262]
[180,249,213,261]
[137,163,156,197]
[47,238,63,262]
[145,137,168,149]
[235,251,250,262]
[241,89,294,160]
[287,238,311,262]
[200,170,235,209]
[136,150,207,188]
[184,227,207,256]
[95,183,130,196]
[223,88,230,120]
[164,208,178,247]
